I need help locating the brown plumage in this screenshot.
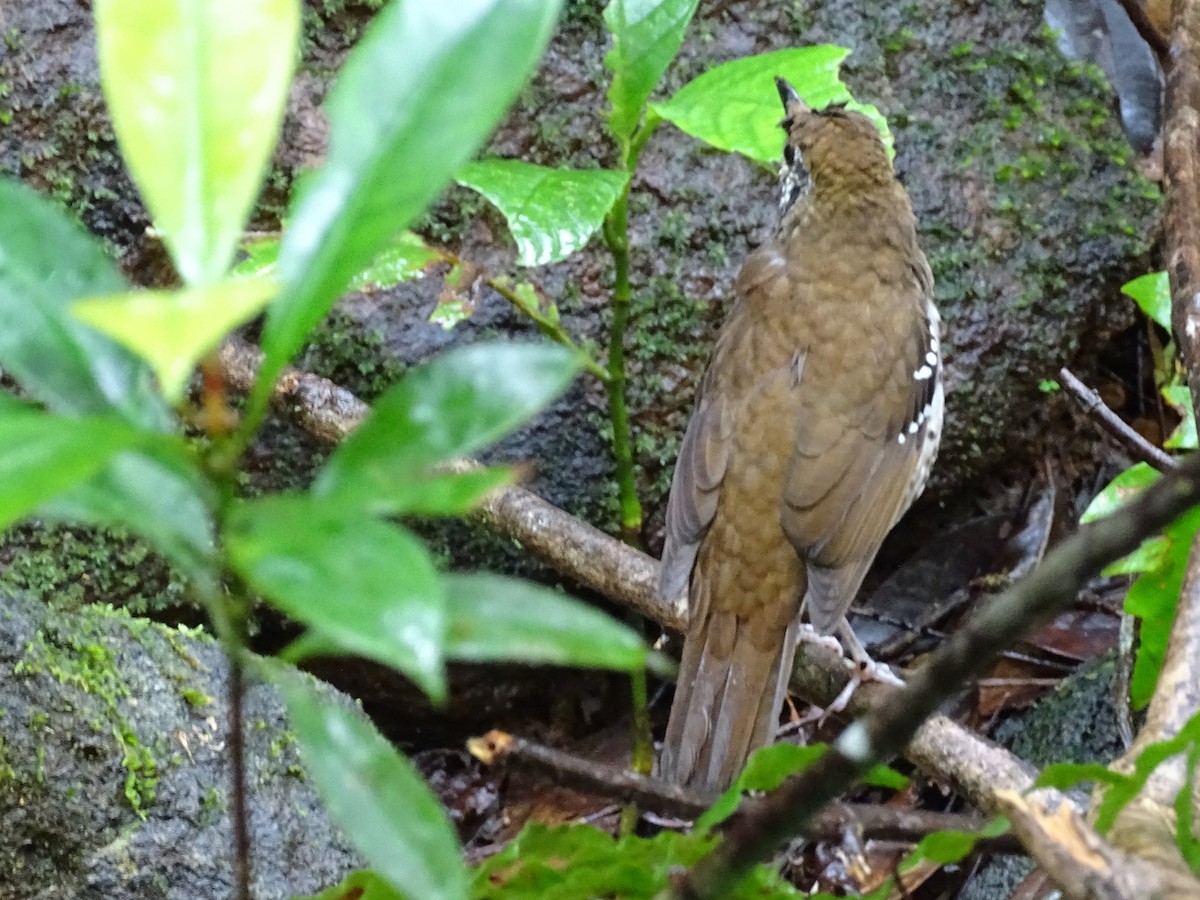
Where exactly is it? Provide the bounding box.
[656,79,943,795]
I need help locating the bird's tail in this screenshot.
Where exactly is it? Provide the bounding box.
[657,602,800,796]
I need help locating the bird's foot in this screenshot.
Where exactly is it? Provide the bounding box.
[837,619,904,687]
[795,622,844,654]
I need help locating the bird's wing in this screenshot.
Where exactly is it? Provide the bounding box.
[780,290,939,634]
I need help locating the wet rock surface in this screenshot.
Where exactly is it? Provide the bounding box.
[0,592,360,900]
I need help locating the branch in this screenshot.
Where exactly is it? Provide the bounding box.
[217,339,671,629]
[1166,0,1200,428]
[671,451,1200,899]
[466,729,1025,854]
[216,337,1193,896]
[1058,367,1178,472]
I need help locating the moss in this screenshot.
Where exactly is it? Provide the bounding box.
[13,615,161,818]
[0,524,188,617]
[180,687,213,711]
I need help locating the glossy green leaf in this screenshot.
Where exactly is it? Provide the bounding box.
[0,180,171,430]
[297,870,404,900]
[901,818,1010,871]
[1124,507,1200,708]
[233,231,440,294]
[458,161,627,266]
[314,343,579,509]
[0,410,144,531]
[226,495,447,700]
[351,231,443,292]
[269,664,467,900]
[261,0,562,382]
[651,47,893,165]
[696,743,827,832]
[1162,383,1197,451]
[94,0,300,285]
[1122,271,1171,330]
[443,573,655,672]
[74,278,276,402]
[39,447,217,592]
[603,0,700,147]
[1081,462,1160,523]
[1081,462,1167,577]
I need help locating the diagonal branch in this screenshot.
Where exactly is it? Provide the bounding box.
[670,451,1200,899]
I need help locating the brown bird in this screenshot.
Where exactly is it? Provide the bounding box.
[656,78,943,794]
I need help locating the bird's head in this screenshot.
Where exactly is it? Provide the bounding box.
[774,77,894,217]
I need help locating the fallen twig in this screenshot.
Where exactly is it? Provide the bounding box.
[466,729,1025,854]
[1058,367,1178,472]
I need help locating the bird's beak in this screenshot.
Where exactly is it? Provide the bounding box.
[775,76,809,115]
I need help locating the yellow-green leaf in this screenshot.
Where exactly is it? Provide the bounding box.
[94,0,300,285]
[74,278,276,402]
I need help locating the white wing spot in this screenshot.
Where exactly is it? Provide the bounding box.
[914,364,932,380]
[897,433,907,444]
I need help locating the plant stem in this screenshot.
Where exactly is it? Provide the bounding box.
[603,182,643,542]
[601,113,661,543]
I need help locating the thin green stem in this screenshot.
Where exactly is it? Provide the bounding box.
[602,185,643,542]
[600,113,660,543]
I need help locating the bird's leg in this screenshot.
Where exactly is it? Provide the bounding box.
[837,619,904,687]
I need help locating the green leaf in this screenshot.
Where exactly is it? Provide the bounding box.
[1162,383,1197,451]
[314,342,579,512]
[458,161,627,266]
[233,231,441,294]
[443,573,655,672]
[0,180,171,430]
[1122,271,1171,331]
[260,0,562,381]
[268,664,467,900]
[696,744,827,833]
[471,823,803,899]
[297,870,404,900]
[73,278,276,403]
[1123,507,1200,708]
[0,410,145,531]
[351,231,443,293]
[39,447,217,592]
[1034,761,1127,791]
[226,495,447,700]
[1081,462,1160,523]
[1081,462,1169,577]
[863,762,911,790]
[603,0,701,147]
[651,47,893,166]
[94,0,300,285]
[901,818,1010,871]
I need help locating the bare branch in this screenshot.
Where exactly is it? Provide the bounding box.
[1166,0,1200,427]
[671,451,1200,899]
[467,729,1025,853]
[1058,367,1178,472]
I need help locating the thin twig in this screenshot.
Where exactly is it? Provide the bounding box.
[1058,367,1178,471]
[671,450,1200,899]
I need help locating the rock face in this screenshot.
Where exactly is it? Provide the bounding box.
[0,593,359,900]
[0,2,1159,524]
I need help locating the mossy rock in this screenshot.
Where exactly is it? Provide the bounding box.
[0,591,359,899]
